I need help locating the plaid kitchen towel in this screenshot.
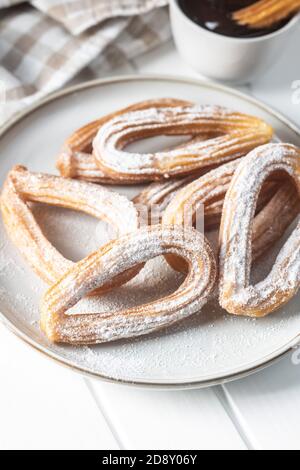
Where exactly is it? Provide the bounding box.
[32,0,168,34]
[0,1,170,125]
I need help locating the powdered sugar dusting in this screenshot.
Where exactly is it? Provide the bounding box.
[40,226,216,344]
[1,196,300,381]
[93,105,272,177]
[1,88,300,383]
[1,166,139,287]
[220,143,300,316]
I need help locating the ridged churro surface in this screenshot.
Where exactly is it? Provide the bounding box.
[93,104,273,182]
[40,226,217,345]
[57,98,191,184]
[162,158,298,273]
[1,166,140,293]
[219,143,300,317]
[233,0,300,29]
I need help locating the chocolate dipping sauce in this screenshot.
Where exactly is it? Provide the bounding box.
[178,0,290,38]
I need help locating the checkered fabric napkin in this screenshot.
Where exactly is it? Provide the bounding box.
[0,1,170,125]
[32,0,168,34]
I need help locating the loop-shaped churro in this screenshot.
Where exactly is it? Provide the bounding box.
[233,0,300,29]
[219,143,300,318]
[93,104,273,183]
[40,226,217,345]
[1,166,140,293]
[57,98,191,184]
[162,158,298,273]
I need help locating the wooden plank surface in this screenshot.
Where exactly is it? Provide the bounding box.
[223,353,300,450]
[0,326,119,450]
[89,380,247,450]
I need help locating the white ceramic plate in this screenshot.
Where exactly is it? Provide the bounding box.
[1,75,300,389]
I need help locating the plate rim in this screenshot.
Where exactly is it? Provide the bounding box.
[1,73,300,390]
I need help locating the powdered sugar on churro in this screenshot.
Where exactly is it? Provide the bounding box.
[40,226,217,344]
[1,203,300,382]
[1,166,139,289]
[220,143,300,316]
[93,105,273,179]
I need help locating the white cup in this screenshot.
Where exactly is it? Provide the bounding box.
[170,0,300,84]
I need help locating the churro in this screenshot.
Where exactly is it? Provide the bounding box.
[233,0,300,29]
[40,226,217,344]
[1,166,140,294]
[93,104,273,183]
[219,143,300,317]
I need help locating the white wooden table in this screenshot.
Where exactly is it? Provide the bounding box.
[1,39,300,451]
